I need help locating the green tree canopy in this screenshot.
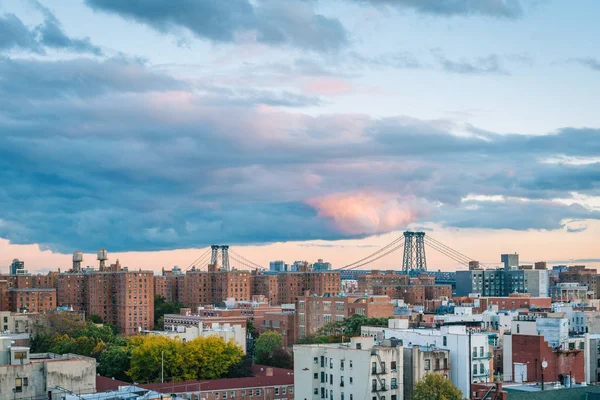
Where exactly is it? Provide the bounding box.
[88,314,103,323]
[154,295,184,329]
[412,373,464,400]
[254,331,283,364]
[128,335,243,383]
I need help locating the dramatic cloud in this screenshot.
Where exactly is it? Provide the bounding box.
[85,0,348,52]
[0,6,101,55]
[308,192,432,235]
[1,56,600,252]
[352,0,524,19]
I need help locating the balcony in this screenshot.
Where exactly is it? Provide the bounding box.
[372,368,386,375]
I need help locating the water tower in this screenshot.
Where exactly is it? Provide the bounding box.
[97,248,108,271]
[72,250,83,272]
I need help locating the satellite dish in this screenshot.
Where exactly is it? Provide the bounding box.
[542,360,548,369]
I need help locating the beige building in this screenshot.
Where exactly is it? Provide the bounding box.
[403,345,451,400]
[0,337,96,399]
[0,311,39,334]
[294,336,403,400]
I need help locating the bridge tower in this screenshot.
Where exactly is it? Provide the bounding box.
[210,245,231,271]
[402,231,427,272]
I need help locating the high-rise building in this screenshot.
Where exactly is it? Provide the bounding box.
[9,259,26,275]
[269,260,289,273]
[501,253,519,270]
[312,259,332,272]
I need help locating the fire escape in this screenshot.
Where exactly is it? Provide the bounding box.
[371,350,387,400]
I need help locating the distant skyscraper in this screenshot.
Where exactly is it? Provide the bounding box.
[312,259,331,272]
[269,260,288,272]
[9,259,26,275]
[501,253,519,270]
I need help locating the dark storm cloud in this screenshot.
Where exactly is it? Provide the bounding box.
[351,0,524,18]
[1,56,599,252]
[0,5,101,55]
[85,0,348,52]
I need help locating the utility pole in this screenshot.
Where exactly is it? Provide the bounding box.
[161,351,164,383]
[541,359,547,391]
[468,329,472,400]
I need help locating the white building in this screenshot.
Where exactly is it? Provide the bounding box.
[142,321,247,353]
[0,337,96,399]
[378,323,492,397]
[294,336,403,400]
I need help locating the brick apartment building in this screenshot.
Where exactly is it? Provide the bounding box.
[260,311,296,347]
[250,269,341,305]
[1,258,154,335]
[296,292,394,340]
[8,288,56,313]
[183,266,252,309]
[154,266,185,303]
[559,265,598,298]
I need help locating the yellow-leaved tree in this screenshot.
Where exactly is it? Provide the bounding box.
[128,335,243,383]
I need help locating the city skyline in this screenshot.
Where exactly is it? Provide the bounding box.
[1,0,599,271]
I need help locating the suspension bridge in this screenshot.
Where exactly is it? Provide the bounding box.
[184,232,486,274]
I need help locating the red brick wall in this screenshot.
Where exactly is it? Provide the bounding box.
[511,335,584,383]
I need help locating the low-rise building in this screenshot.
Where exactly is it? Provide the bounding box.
[375,323,492,396]
[0,311,40,334]
[140,365,294,400]
[0,337,96,399]
[260,309,296,347]
[293,336,403,400]
[403,345,451,400]
[143,321,247,353]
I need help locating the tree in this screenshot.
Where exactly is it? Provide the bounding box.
[88,314,103,323]
[270,348,293,369]
[246,319,258,338]
[98,346,131,381]
[154,295,184,329]
[227,354,254,378]
[254,331,283,364]
[412,373,464,400]
[128,335,243,383]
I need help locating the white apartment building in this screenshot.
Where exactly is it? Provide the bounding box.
[294,336,403,400]
[379,324,492,397]
[141,321,247,353]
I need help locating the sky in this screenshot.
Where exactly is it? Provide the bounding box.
[1,0,599,274]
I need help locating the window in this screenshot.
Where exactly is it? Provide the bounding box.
[517,324,520,334]
[289,387,293,394]
[473,364,477,375]
[424,359,431,370]
[215,393,220,399]
[372,379,377,391]
[256,389,260,396]
[330,359,333,369]
[330,389,333,400]
[283,387,286,394]
[15,378,23,393]
[14,351,27,360]
[391,378,397,389]
[341,392,345,400]
[321,371,325,382]
[443,336,447,346]
[435,358,440,370]
[314,388,319,395]
[480,364,485,374]
[372,362,377,374]
[472,347,477,357]
[330,374,333,384]
[314,356,319,364]
[321,356,325,367]
[275,388,279,395]
[444,358,448,369]
[392,396,397,400]
[340,376,344,387]
[350,395,353,400]
[314,372,318,379]
[23,378,28,386]
[391,361,397,372]
[341,360,344,370]
[350,360,353,369]
[350,377,353,384]
[356,343,362,349]
[223,392,227,399]
[480,346,484,357]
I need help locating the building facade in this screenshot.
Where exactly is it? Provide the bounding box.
[294,337,403,400]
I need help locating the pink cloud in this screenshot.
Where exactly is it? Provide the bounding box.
[303,78,353,96]
[307,192,431,235]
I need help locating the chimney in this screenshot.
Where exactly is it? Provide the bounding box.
[265,367,273,377]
